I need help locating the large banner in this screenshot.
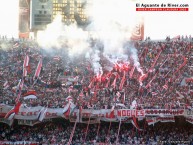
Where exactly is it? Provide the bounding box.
[145,109,185,116]
[146,116,175,126]
[0,104,192,126]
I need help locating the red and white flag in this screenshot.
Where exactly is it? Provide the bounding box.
[3,81,9,89]
[163,84,168,90]
[68,86,74,93]
[23,90,37,100]
[4,102,22,120]
[15,80,24,103]
[139,73,148,82]
[116,91,121,100]
[116,103,126,108]
[109,106,115,119]
[158,116,175,123]
[111,77,117,89]
[34,58,42,79]
[146,117,157,126]
[119,71,126,90]
[4,109,15,120]
[64,104,71,119]
[66,96,73,102]
[151,91,158,96]
[146,116,175,125]
[131,116,142,131]
[131,99,137,109]
[122,92,126,104]
[38,107,48,121]
[23,55,29,77]
[129,66,135,78]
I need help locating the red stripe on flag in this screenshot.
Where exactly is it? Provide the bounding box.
[15,80,24,103]
[64,104,71,119]
[4,108,15,119]
[163,84,168,90]
[129,66,135,78]
[23,90,37,96]
[119,71,126,90]
[4,102,21,119]
[111,77,117,89]
[34,58,42,79]
[14,102,22,114]
[23,55,29,77]
[131,116,143,131]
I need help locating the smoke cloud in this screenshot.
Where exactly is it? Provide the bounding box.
[86,0,137,54]
[37,0,142,74]
[37,15,90,57]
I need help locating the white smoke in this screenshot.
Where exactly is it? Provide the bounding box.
[37,0,143,74]
[130,47,143,75]
[90,49,103,75]
[37,14,90,57]
[86,0,138,54]
[37,15,63,48]
[86,0,143,73]
[62,24,89,57]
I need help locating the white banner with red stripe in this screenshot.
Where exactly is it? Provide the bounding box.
[0,104,192,126]
[186,116,193,124]
[146,116,175,125]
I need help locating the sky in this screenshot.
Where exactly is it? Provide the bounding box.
[0,0,19,38]
[0,0,192,40]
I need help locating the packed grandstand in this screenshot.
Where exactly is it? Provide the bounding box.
[0,36,193,144]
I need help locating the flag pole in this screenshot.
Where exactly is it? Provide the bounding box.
[106,121,112,143]
[67,120,77,145]
[115,119,122,145]
[96,112,102,139]
[83,109,92,143]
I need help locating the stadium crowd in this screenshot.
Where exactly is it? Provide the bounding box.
[0,36,193,110]
[0,119,193,145]
[0,36,193,144]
